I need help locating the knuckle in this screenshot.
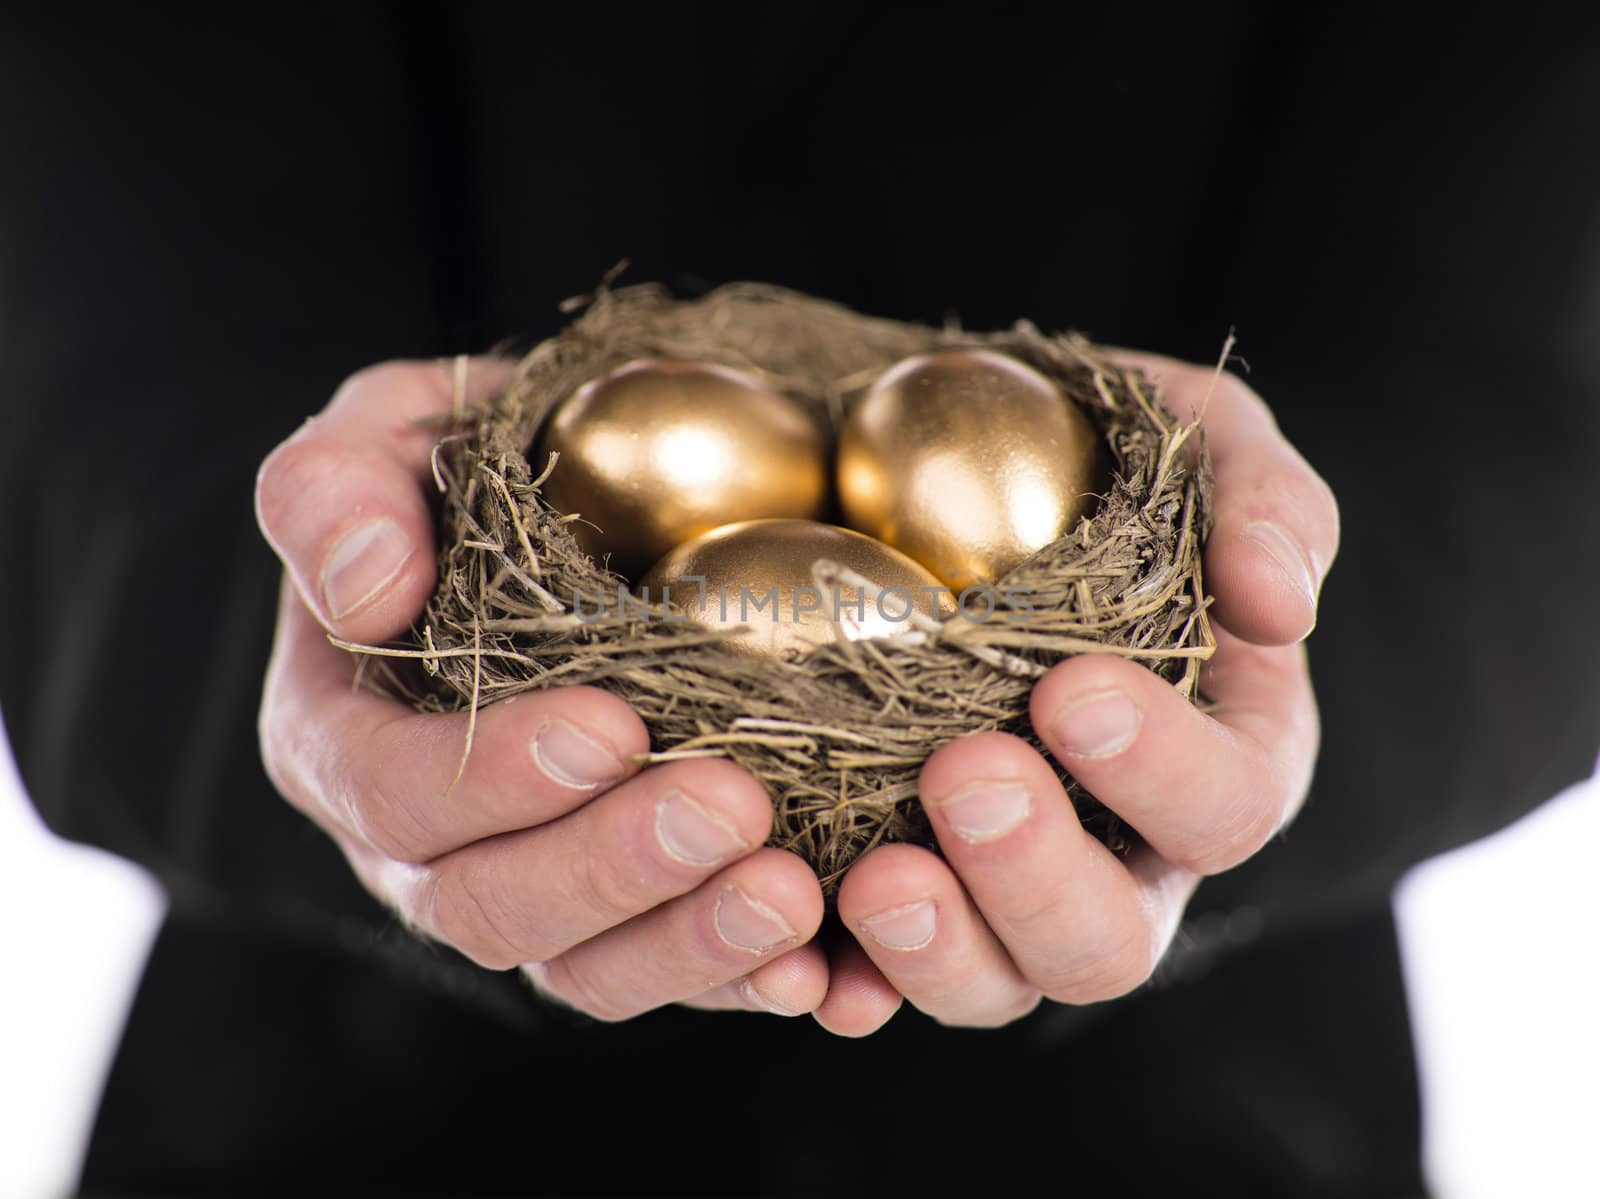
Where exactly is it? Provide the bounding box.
[993,987,1045,1026]
[537,954,634,1023]
[257,703,324,823]
[986,891,1155,1003]
[1283,467,1335,535]
[566,843,644,928]
[1040,957,1150,1005]
[1233,462,1310,515]
[428,858,532,971]
[904,974,981,1017]
[255,437,344,540]
[258,729,305,815]
[343,769,438,865]
[1036,930,1156,1005]
[333,360,443,419]
[366,857,433,934]
[1306,464,1338,517]
[992,987,1045,1026]
[991,888,1072,946]
[256,711,293,801]
[934,987,1044,1030]
[1218,368,1263,405]
[339,358,420,397]
[1305,469,1342,557]
[1179,788,1284,876]
[1217,370,1279,430]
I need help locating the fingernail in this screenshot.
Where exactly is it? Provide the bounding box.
[656,790,746,866]
[739,975,803,1016]
[930,779,1032,843]
[1053,689,1141,759]
[1241,521,1319,613]
[860,899,937,950]
[321,517,413,620]
[530,718,624,790]
[714,886,796,953]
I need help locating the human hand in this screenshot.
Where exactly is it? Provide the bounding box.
[255,360,828,1021]
[818,352,1339,1035]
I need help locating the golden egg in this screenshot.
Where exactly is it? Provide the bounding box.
[536,359,829,579]
[837,349,1105,590]
[638,518,956,659]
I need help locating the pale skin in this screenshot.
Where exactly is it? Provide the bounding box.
[255,350,1338,1035]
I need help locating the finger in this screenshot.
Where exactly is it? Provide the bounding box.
[338,826,827,1020]
[918,731,1197,1003]
[260,576,650,862]
[1030,626,1319,875]
[255,356,513,644]
[520,849,825,1022]
[810,930,905,1038]
[1111,350,1340,645]
[837,843,1043,1026]
[387,758,777,969]
[678,943,831,1016]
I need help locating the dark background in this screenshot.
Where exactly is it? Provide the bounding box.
[2,4,1597,1194]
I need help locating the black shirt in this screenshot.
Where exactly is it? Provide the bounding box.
[3,4,1597,1193]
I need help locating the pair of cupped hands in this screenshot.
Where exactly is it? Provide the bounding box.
[255,350,1339,1036]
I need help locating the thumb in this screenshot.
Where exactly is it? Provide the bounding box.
[1107,349,1340,646]
[254,356,512,644]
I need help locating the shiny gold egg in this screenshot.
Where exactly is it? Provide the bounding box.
[638,518,956,659]
[536,359,829,579]
[837,349,1105,590]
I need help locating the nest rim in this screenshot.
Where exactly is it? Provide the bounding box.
[355,282,1217,894]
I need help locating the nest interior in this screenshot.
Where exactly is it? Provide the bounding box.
[368,282,1216,894]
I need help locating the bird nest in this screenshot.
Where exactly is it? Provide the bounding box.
[363,282,1216,894]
